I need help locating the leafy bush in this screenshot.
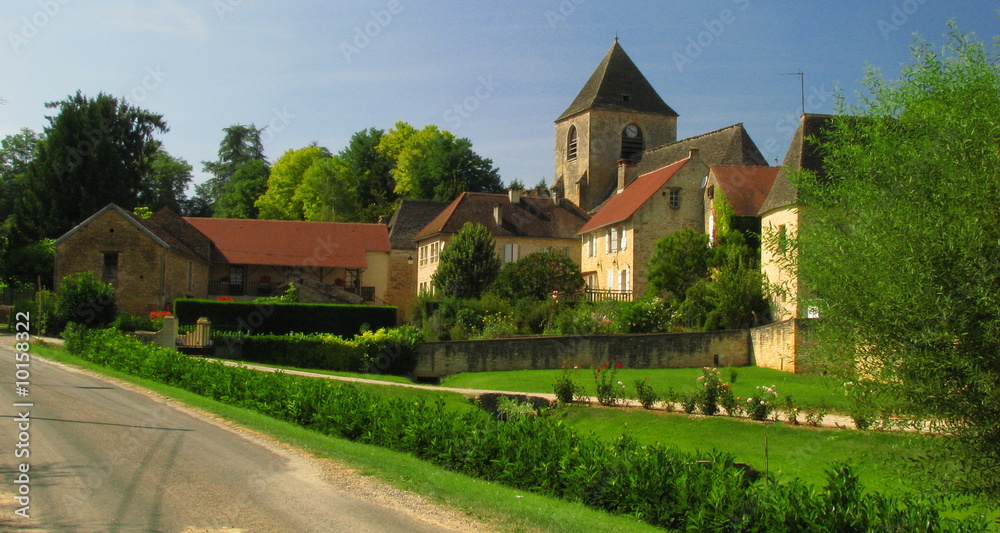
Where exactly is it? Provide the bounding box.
[553,367,586,403]
[681,393,698,414]
[696,366,724,416]
[747,385,778,421]
[217,331,364,371]
[174,298,395,336]
[113,311,156,332]
[634,378,658,409]
[64,328,987,532]
[52,271,116,333]
[11,290,55,335]
[719,386,742,417]
[592,360,625,406]
[489,251,585,300]
[353,326,422,375]
[613,298,672,333]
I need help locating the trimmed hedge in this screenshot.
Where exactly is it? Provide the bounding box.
[212,327,421,376]
[173,299,396,336]
[63,327,988,533]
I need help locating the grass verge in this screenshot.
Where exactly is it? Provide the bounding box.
[31,343,664,533]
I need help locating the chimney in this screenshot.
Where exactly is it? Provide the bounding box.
[494,203,502,226]
[688,148,700,161]
[617,158,637,192]
[508,187,521,204]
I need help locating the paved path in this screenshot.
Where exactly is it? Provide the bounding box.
[0,335,490,533]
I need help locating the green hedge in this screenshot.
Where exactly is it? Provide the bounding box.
[62,327,988,533]
[173,299,396,336]
[212,327,421,376]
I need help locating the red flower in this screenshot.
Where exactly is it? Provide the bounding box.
[615,363,623,368]
[216,296,235,302]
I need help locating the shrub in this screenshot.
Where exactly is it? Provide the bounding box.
[662,387,679,412]
[784,396,800,425]
[553,367,586,403]
[174,298,395,336]
[613,298,672,333]
[593,360,626,406]
[218,331,364,372]
[113,311,156,332]
[489,251,585,301]
[805,405,828,427]
[353,326,422,375]
[11,290,55,335]
[53,271,116,333]
[719,386,742,417]
[681,393,698,414]
[634,378,658,409]
[746,385,778,421]
[696,367,724,416]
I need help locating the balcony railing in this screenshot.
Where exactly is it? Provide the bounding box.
[571,289,634,302]
[207,281,377,302]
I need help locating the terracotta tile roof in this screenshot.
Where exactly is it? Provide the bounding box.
[183,217,390,268]
[709,166,780,217]
[54,204,209,263]
[143,208,212,262]
[759,114,835,214]
[577,157,690,235]
[414,192,590,241]
[557,41,678,122]
[386,200,450,250]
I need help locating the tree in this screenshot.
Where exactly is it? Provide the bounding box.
[794,25,1000,495]
[140,149,193,213]
[340,127,398,222]
[0,128,42,228]
[13,91,167,244]
[380,122,503,202]
[51,270,116,333]
[255,144,332,220]
[646,228,711,300]
[295,156,356,222]
[432,222,501,299]
[197,124,268,217]
[213,159,270,219]
[490,251,585,300]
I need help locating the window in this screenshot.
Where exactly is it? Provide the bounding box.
[430,242,439,264]
[229,266,244,286]
[706,184,715,199]
[419,245,427,266]
[620,269,631,292]
[668,188,681,208]
[777,224,788,254]
[567,126,578,161]
[620,123,644,160]
[503,242,520,263]
[586,234,595,258]
[102,252,119,280]
[609,228,619,252]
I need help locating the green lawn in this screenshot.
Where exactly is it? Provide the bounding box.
[215,358,416,384]
[441,366,851,411]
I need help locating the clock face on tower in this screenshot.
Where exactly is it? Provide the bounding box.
[625,124,639,138]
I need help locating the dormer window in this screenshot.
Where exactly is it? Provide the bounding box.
[567,126,578,161]
[622,94,631,103]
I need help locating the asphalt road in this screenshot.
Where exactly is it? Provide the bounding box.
[0,335,481,533]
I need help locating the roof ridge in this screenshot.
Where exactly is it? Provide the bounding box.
[644,123,744,155]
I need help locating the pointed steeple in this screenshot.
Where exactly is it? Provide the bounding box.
[557,41,677,122]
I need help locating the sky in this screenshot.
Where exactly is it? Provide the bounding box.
[2,1,998,193]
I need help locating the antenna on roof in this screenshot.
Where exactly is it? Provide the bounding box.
[779,69,805,116]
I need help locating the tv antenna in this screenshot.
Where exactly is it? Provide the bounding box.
[780,69,805,115]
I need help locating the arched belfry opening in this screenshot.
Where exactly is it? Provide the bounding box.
[620,123,644,161]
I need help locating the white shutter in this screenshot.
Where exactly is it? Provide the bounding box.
[605,230,611,253]
[513,243,519,262]
[504,243,512,263]
[620,227,627,250]
[607,269,615,290]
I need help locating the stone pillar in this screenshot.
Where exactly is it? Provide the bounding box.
[155,314,178,351]
[194,317,212,347]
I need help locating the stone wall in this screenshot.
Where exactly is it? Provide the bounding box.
[750,319,808,373]
[414,329,750,378]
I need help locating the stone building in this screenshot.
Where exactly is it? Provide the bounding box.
[55,204,395,315]
[413,189,590,295]
[385,199,450,319]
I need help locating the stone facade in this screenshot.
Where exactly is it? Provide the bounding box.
[414,329,750,378]
[54,207,209,314]
[556,108,678,211]
[385,250,418,322]
[760,206,799,321]
[750,319,809,373]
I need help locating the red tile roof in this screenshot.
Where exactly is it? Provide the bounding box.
[413,192,590,241]
[183,217,390,268]
[709,166,780,217]
[576,158,690,235]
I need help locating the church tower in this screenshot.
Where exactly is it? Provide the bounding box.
[554,41,678,211]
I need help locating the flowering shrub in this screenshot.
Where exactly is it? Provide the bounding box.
[634,378,659,409]
[215,296,235,302]
[719,386,742,417]
[553,366,586,403]
[696,367,726,416]
[746,385,778,421]
[593,360,625,406]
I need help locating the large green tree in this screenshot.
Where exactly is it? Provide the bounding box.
[140,148,193,214]
[380,122,503,202]
[794,26,1000,495]
[0,128,41,230]
[432,222,501,299]
[255,144,332,220]
[490,251,585,300]
[646,228,711,300]
[196,124,268,217]
[13,92,167,243]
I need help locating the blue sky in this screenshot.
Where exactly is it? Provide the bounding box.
[2,1,998,192]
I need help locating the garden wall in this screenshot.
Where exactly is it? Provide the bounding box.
[413,330,751,378]
[750,319,811,373]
